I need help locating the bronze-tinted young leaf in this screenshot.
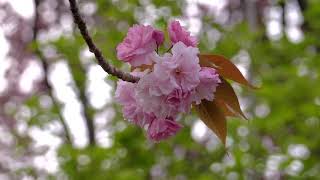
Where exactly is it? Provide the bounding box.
[130,64,153,72]
[194,100,227,145]
[215,78,247,120]
[215,100,239,118]
[199,54,257,89]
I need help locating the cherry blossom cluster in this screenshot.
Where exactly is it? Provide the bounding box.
[115,20,221,141]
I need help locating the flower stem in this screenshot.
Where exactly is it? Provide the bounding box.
[166,45,173,53]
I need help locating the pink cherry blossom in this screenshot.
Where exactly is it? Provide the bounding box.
[135,73,178,118]
[135,42,202,119]
[147,117,182,141]
[115,80,153,127]
[114,23,223,142]
[136,79,192,118]
[153,42,201,92]
[116,25,164,67]
[166,88,193,113]
[168,20,198,47]
[135,74,191,118]
[115,80,135,105]
[193,67,221,104]
[153,30,164,46]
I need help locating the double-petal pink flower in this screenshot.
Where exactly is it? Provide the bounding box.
[168,20,198,47]
[116,25,164,67]
[115,21,221,142]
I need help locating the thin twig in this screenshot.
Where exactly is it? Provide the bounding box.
[33,0,73,145]
[68,0,139,83]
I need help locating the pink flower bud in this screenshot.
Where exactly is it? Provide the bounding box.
[168,20,198,47]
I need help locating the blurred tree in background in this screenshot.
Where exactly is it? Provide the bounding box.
[0,0,319,179]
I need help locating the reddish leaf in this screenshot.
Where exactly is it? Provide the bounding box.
[215,100,239,118]
[215,78,247,120]
[130,64,153,72]
[194,100,227,145]
[199,54,257,89]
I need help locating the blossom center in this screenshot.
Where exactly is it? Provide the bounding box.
[175,68,182,75]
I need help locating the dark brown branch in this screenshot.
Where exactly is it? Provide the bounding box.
[68,0,139,83]
[33,0,72,145]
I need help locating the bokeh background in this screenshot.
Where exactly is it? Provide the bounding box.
[0,0,319,179]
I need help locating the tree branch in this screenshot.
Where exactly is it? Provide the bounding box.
[33,0,72,145]
[68,0,139,83]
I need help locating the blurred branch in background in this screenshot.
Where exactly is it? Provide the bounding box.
[67,47,97,146]
[33,0,72,145]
